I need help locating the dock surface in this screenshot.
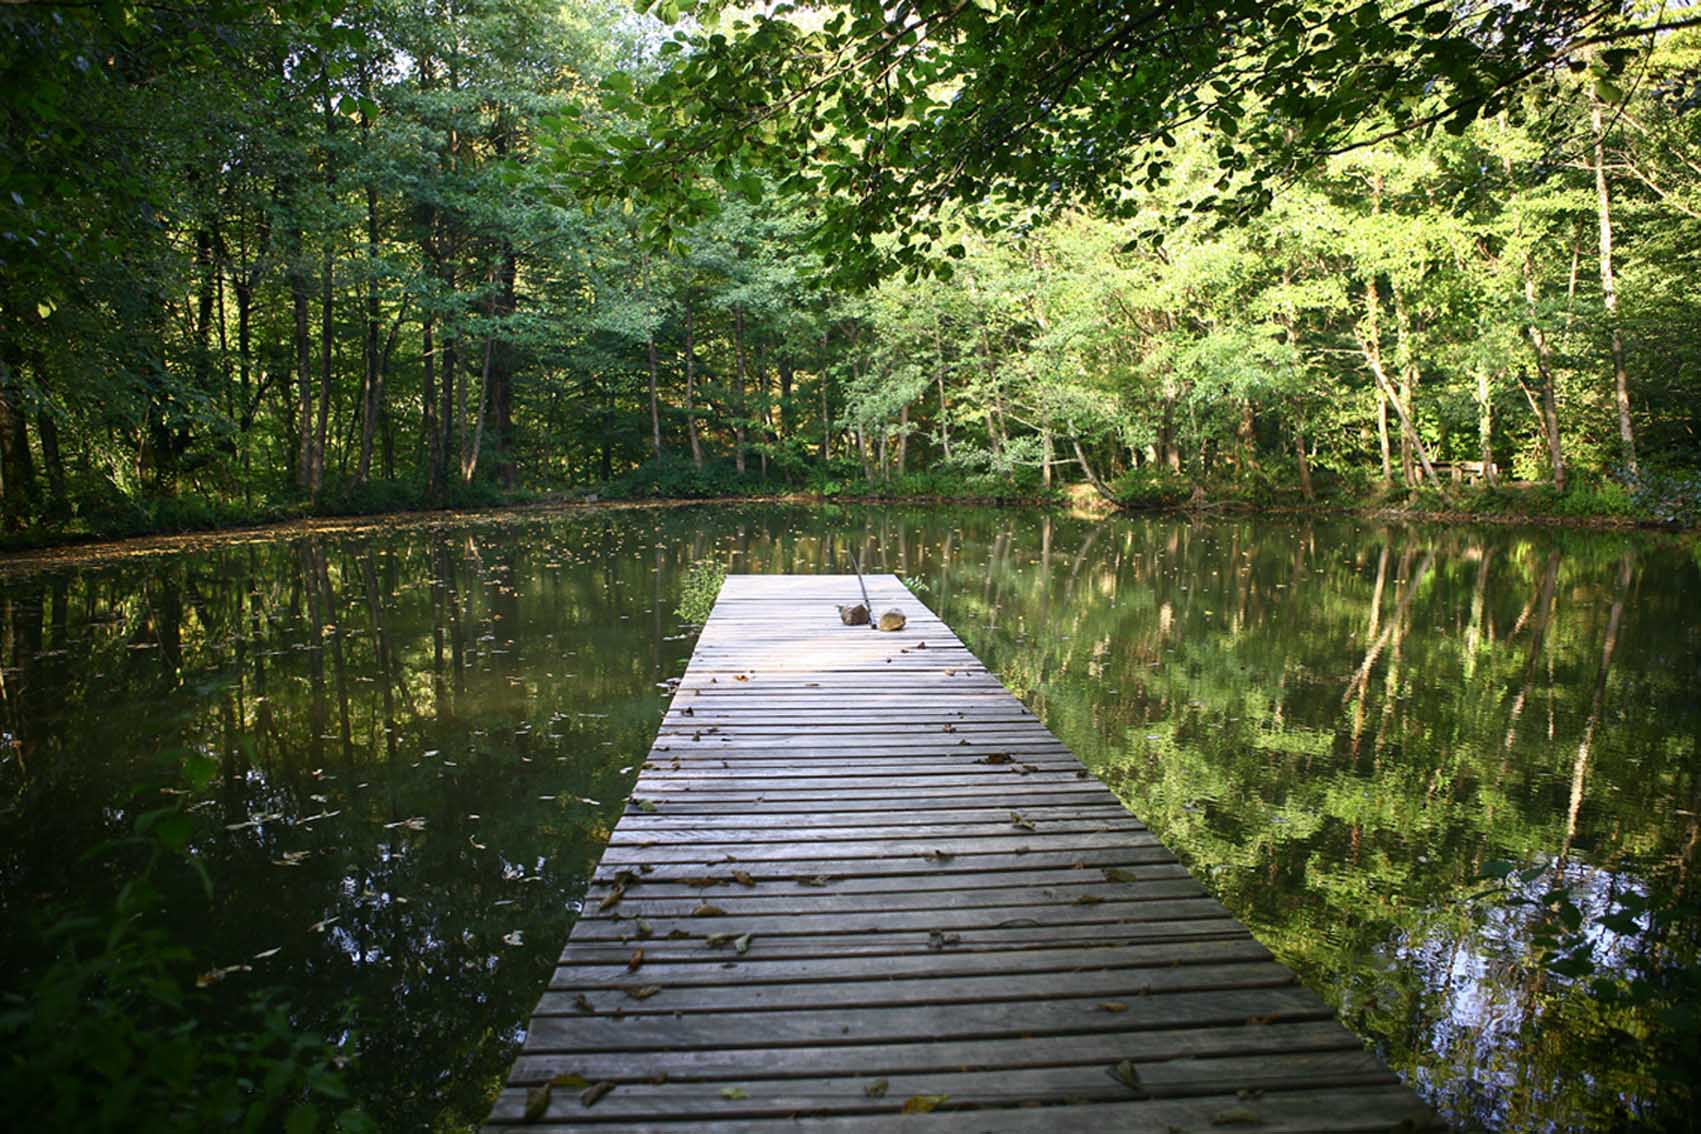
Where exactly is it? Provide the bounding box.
[487,574,1432,1131]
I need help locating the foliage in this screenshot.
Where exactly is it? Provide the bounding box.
[1,3,1700,542]
[606,455,760,500]
[1111,467,1193,510]
[674,556,727,625]
[0,794,371,1134]
[594,0,1676,282]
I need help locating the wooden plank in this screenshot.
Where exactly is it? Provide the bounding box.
[488,575,1430,1131]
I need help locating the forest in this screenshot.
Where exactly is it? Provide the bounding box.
[2,0,1699,542]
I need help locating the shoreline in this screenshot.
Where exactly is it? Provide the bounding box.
[0,491,1689,576]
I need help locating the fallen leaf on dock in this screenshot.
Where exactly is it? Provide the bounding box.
[1009,811,1036,831]
[580,1081,615,1108]
[1100,1001,1129,1013]
[691,903,727,917]
[1073,894,1104,906]
[864,1078,889,1098]
[1109,1059,1147,1096]
[1211,1105,1263,1126]
[732,870,755,886]
[902,1094,949,1114]
[1102,867,1139,883]
[627,948,644,972]
[720,1086,749,1099]
[623,984,661,1000]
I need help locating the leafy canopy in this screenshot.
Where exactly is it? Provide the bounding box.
[572,0,1683,282]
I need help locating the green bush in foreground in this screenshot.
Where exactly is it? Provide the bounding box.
[0,786,372,1134]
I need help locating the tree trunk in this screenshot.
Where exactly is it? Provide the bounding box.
[422,316,441,495]
[732,305,748,474]
[1376,386,1392,484]
[1360,327,1441,487]
[1390,281,1419,488]
[1360,276,1438,487]
[1476,368,1497,485]
[1294,414,1314,502]
[1069,436,1117,503]
[1590,87,1637,476]
[895,403,910,476]
[819,334,831,462]
[1522,254,1567,490]
[646,333,663,458]
[778,355,793,441]
[1041,427,1053,488]
[684,302,703,467]
[313,240,333,496]
[291,231,313,491]
[357,180,381,486]
[0,355,33,531]
[462,338,493,482]
[439,334,458,491]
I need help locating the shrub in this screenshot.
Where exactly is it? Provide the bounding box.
[1628,467,1701,527]
[1110,466,1192,509]
[606,455,757,500]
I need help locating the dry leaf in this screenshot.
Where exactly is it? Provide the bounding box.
[627,948,644,972]
[902,1094,949,1114]
[692,903,727,917]
[720,1086,749,1099]
[1211,1105,1263,1126]
[732,870,755,887]
[1102,867,1139,883]
[624,984,661,1000]
[734,933,753,955]
[1100,1001,1129,1013]
[1009,811,1036,831]
[1073,894,1104,906]
[580,1081,616,1108]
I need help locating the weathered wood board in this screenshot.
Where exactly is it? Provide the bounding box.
[485,574,1434,1132]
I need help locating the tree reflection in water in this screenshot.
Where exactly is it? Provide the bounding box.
[0,505,1694,1132]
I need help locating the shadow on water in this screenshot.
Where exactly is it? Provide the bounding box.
[0,504,1695,1132]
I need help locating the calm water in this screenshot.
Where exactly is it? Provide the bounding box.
[1,505,1696,1131]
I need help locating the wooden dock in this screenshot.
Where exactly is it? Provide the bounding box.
[486,575,1432,1131]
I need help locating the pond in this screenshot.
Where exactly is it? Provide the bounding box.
[0,504,1695,1132]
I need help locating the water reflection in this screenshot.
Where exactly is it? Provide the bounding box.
[0,506,1695,1132]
